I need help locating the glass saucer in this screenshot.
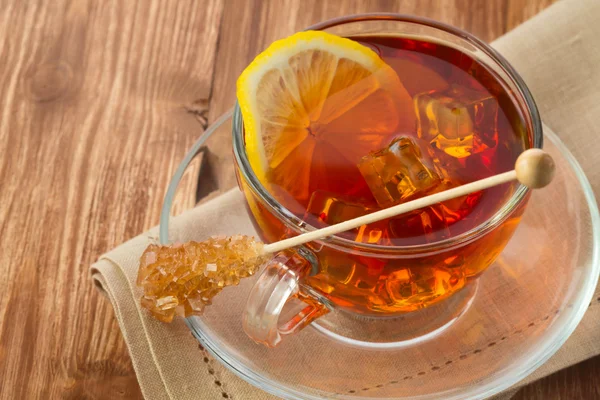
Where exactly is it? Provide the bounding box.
[159,116,599,400]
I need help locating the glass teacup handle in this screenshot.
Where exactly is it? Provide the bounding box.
[243,249,329,347]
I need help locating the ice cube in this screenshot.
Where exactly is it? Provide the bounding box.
[306,191,386,244]
[385,267,465,305]
[415,84,499,159]
[412,268,464,300]
[388,178,482,239]
[307,190,375,225]
[426,145,465,181]
[385,269,415,300]
[358,136,441,208]
[429,180,483,224]
[388,205,450,243]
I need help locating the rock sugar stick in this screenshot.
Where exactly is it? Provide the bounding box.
[137,236,268,323]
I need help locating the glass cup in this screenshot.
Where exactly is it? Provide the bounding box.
[232,15,543,347]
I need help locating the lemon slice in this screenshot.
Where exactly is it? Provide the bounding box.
[236,31,414,201]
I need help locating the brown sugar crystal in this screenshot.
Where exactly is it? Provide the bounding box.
[137,235,267,323]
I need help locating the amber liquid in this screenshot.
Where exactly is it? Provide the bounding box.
[241,35,530,315]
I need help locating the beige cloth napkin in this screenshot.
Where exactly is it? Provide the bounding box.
[91,0,600,398]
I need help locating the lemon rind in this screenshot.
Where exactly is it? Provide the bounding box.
[236,31,388,178]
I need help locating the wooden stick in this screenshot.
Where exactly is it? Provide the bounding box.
[263,149,555,254]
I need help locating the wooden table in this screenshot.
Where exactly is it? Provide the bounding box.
[2,0,598,398]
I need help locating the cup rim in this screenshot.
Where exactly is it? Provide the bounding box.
[232,13,543,255]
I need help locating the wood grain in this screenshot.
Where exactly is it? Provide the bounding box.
[3,0,598,399]
[0,0,223,398]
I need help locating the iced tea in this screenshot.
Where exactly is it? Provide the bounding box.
[239,35,530,315]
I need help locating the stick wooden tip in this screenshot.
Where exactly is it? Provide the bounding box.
[515,149,555,189]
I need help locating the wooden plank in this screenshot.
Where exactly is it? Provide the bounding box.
[514,356,600,399]
[0,0,223,398]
